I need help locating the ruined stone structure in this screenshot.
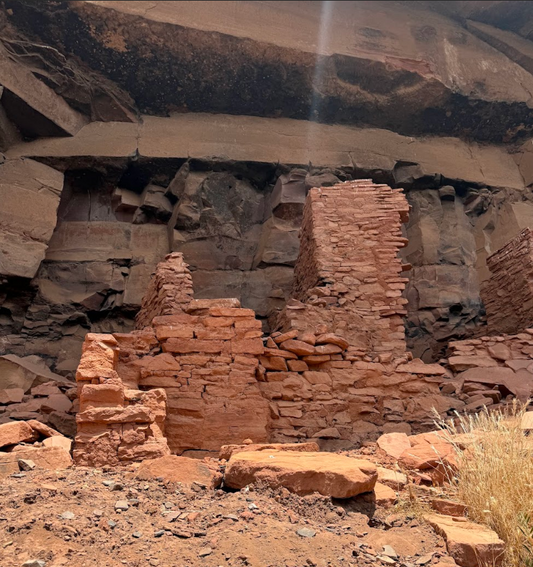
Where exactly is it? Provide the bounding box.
[481,229,533,335]
[74,181,460,466]
[5,1,533,374]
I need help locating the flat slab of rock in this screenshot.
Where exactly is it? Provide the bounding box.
[224,450,377,498]
[135,455,221,489]
[376,432,411,459]
[425,514,504,567]
[219,441,319,461]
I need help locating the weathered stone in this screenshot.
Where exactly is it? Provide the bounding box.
[377,433,411,460]
[224,450,377,498]
[0,446,72,471]
[425,514,505,567]
[0,421,37,448]
[399,442,455,470]
[135,456,221,489]
[219,442,319,461]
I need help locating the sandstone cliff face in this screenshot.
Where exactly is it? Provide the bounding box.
[3,1,533,372]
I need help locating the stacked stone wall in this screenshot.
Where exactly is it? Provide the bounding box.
[74,183,462,465]
[481,228,533,335]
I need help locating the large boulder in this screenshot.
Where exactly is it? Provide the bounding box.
[376,432,411,459]
[224,450,377,498]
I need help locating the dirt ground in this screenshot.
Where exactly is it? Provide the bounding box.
[0,445,455,567]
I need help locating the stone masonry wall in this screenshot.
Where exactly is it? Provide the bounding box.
[290,180,410,358]
[481,228,533,335]
[74,186,465,465]
[135,252,195,330]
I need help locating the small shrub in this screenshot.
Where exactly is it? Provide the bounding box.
[437,401,533,567]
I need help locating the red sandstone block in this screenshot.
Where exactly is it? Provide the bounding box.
[195,328,236,340]
[265,348,298,360]
[233,355,259,367]
[234,319,262,329]
[178,355,211,366]
[259,356,288,371]
[298,332,317,345]
[314,344,343,355]
[303,371,332,385]
[203,317,235,328]
[163,339,224,354]
[273,329,299,344]
[265,371,300,382]
[303,355,331,364]
[155,325,194,340]
[287,360,309,372]
[188,298,241,310]
[231,338,264,355]
[80,383,124,411]
[209,307,256,317]
[235,329,263,339]
[280,340,315,356]
[152,314,198,326]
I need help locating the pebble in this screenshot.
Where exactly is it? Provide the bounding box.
[154,530,166,538]
[93,509,104,517]
[132,531,142,538]
[248,503,258,510]
[111,483,124,491]
[60,511,75,520]
[108,520,117,529]
[115,500,129,511]
[382,545,398,559]
[102,480,113,486]
[223,514,239,521]
[18,459,36,471]
[378,556,396,565]
[297,528,316,538]
[198,548,213,557]
[11,472,26,478]
[22,562,46,567]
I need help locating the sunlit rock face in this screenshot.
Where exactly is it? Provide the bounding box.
[2,0,533,368]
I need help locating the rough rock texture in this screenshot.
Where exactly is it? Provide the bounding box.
[0,158,64,279]
[425,514,505,567]
[135,455,221,489]
[481,228,533,334]
[224,450,378,498]
[446,329,533,402]
[73,183,469,465]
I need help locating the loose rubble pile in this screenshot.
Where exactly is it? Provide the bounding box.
[445,329,533,406]
[0,429,508,567]
[0,419,72,477]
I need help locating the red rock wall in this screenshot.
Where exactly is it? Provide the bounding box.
[481,228,533,335]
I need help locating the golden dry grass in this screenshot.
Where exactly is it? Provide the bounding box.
[437,402,533,567]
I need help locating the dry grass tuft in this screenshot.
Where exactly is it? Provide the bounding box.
[437,401,533,567]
